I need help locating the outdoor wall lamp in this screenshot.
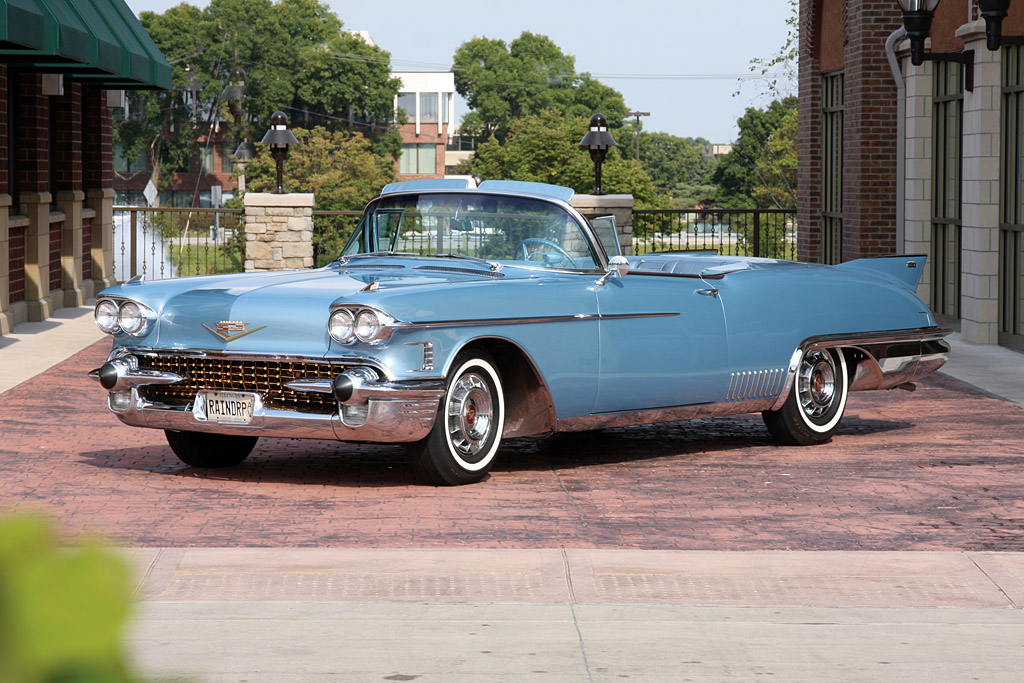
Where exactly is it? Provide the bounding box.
[260,111,299,194]
[978,0,1024,50]
[896,0,975,91]
[578,113,617,196]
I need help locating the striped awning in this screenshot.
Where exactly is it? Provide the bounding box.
[0,0,171,90]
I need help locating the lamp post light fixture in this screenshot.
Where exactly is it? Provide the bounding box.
[895,0,975,90]
[232,139,256,193]
[260,111,299,195]
[978,0,1024,50]
[579,113,617,196]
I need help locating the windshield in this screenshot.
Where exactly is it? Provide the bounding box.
[342,193,601,270]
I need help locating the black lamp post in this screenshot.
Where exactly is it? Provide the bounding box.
[896,0,975,90]
[260,111,299,194]
[578,113,617,196]
[978,0,1024,49]
[232,139,255,193]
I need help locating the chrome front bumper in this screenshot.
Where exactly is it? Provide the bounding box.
[90,352,444,443]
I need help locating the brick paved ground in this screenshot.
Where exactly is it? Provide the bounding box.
[1,340,1022,550]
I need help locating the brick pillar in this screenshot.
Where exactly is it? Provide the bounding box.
[958,20,1001,344]
[83,88,115,292]
[17,74,55,320]
[243,193,315,271]
[0,65,8,196]
[902,56,936,305]
[797,0,823,263]
[0,194,10,335]
[54,83,85,306]
[570,194,634,256]
[841,3,902,260]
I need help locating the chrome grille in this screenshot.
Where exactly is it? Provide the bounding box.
[137,355,347,413]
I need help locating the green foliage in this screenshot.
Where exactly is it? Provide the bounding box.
[453,32,627,142]
[120,0,402,203]
[463,111,667,208]
[615,124,717,202]
[0,515,143,683]
[713,96,797,208]
[744,0,798,99]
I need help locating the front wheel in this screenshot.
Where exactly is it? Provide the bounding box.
[408,352,505,485]
[164,430,258,468]
[762,348,849,446]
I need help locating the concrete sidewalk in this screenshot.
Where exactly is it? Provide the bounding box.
[121,549,1024,682]
[0,303,105,394]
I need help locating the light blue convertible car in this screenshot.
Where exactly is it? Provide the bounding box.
[90,180,950,484]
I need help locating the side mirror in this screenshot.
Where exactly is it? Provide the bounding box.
[596,255,630,285]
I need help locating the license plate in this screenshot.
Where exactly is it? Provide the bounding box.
[196,391,256,424]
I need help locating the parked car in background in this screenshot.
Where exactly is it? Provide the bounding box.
[90,179,950,485]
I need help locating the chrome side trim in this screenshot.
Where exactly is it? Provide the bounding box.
[401,312,677,330]
[726,368,786,402]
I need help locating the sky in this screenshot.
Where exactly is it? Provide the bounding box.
[124,0,795,144]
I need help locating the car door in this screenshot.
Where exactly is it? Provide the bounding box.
[593,273,728,413]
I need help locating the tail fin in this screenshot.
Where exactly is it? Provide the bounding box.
[834,255,925,290]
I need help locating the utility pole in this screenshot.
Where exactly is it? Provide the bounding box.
[625,111,650,162]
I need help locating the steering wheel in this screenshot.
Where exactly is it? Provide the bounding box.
[513,238,579,268]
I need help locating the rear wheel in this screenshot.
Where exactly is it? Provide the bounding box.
[164,430,258,468]
[408,352,505,486]
[762,348,849,446]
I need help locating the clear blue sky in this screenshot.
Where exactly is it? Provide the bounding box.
[125,0,795,143]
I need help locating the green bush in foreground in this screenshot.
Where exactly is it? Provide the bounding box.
[0,515,141,683]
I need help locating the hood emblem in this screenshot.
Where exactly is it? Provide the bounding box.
[203,320,266,343]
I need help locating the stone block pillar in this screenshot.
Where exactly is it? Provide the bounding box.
[57,190,85,306]
[902,56,935,305]
[958,20,1001,344]
[21,191,55,321]
[243,193,315,271]
[85,188,115,291]
[570,194,634,256]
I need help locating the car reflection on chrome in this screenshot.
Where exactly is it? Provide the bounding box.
[89,179,950,485]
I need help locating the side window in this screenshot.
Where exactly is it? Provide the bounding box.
[589,215,622,257]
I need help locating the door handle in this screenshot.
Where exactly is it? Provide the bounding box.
[695,288,719,298]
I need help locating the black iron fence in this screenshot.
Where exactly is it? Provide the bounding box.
[632,209,797,260]
[312,210,361,267]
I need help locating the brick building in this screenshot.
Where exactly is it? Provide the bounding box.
[800,0,1024,350]
[1,0,170,334]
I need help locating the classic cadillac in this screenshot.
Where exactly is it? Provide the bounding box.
[90,179,950,485]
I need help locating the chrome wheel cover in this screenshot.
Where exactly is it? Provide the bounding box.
[446,372,494,458]
[798,350,837,421]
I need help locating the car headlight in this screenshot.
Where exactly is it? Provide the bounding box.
[354,310,382,342]
[117,301,154,336]
[94,299,120,334]
[329,308,355,343]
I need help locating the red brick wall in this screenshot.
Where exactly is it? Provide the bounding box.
[798,0,901,262]
[82,88,112,190]
[48,221,62,293]
[0,65,7,196]
[53,82,83,192]
[8,226,25,303]
[16,74,48,194]
[798,0,824,262]
[82,214,92,281]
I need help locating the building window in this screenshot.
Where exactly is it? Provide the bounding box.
[821,71,843,265]
[932,61,963,322]
[114,143,147,174]
[199,145,215,174]
[159,190,193,208]
[400,143,437,175]
[1000,45,1024,349]
[397,92,416,121]
[221,143,234,173]
[420,93,438,123]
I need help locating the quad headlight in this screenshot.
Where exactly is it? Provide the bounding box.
[328,306,396,344]
[94,298,156,337]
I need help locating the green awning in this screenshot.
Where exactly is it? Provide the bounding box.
[0,0,171,90]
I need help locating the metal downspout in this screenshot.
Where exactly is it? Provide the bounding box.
[886,27,908,253]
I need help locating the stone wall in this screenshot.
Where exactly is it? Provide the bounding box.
[570,194,634,256]
[243,193,315,271]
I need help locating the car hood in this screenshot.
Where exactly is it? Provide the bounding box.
[103,264,511,355]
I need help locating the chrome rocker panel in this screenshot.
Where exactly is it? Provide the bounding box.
[557,327,951,433]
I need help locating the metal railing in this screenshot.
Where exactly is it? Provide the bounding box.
[312,210,361,267]
[632,209,797,260]
[113,206,245,281]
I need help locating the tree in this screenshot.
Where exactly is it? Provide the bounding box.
[452,32,627,142]
[458,111,667,208]
[743,0,798,99]
[116,0,402,203]
[712,96,797,208]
